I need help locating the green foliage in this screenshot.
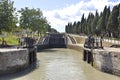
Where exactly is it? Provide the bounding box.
[65,22,72,33]
[0,0,57,45]
[5,35,19,45]
[19,8,45,31]
[86,13,94,34]
[0,0,56,38]
[0,0,17,33]
[65,3,120,38]
[107,5,119,37]
[19,7,55,36]
[91,10,99,34]
[0,35,19,45]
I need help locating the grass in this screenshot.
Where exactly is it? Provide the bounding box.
[0,32,45,46]
[0,35,19,46]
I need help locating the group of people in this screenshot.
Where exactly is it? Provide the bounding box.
[84,35,103,49]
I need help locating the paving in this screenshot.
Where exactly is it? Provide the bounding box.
[69,34,120,53]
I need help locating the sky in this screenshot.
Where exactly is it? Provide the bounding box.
[12,0,120,32]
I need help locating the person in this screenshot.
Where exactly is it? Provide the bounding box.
[84,38,89,48]
[84,35,94,49]
[100,34,103,48]
[91,36,95,48]
[96,38,99,48]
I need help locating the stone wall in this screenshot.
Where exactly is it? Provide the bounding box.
[37,34,120,77]
[67,44,120,77]
[66,34,120,76]
[0,48,29,75]
[67,44,83,52]
[93,49,120,76]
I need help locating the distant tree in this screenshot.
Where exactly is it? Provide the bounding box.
[97,12,103,35]
[86,13,94,34]
[67,22,73,33]
[105,6,110,30]
[65,3,120,38]
[76,21,81,34]
[82,18,87,34]
[50,28,58,33]
[65,25,68,33]
[101,6,107,33]
[80,14,85,33]
[107,5,119,37]
[46,24,52,32]
[118,4,120,37]
[92,10,99,34]
[72,21,77,34]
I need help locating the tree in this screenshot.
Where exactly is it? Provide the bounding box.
[96,6,110,35]
[19,7,48,36]
[101,6,107,33]
[76,21,81,34]
[80,14,85,33]
[107,5,119,37]
[65,3,120,38]
[72,21,77,34]
[86,13,94,34]
[91,10,99,34]
[0,0,17,33]
[118,4,120,37]
[65,22,73,33]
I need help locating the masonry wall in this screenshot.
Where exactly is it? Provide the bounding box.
[0,49,29,75]
[93,50,120,76]
[67,34,120,76]
[67,44,83,52]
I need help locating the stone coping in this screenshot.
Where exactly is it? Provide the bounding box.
[69,43,120,53]
[93,47,120,53]
[0,48,27,52]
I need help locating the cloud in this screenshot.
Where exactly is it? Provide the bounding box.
[43,0,120,32]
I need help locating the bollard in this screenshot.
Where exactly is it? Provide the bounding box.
[83,50,87,61]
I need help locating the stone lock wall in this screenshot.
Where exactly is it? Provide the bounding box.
[93,50,120,76]
[67,34,120,77]
[0,49,29,75]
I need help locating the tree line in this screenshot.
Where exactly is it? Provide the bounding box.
[0,0,57,36]
[65,4,120,38]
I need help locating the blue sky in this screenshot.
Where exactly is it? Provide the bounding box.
[12,0,120,32]
[13,0,82,10]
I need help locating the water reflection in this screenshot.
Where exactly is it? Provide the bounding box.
[0,48,119,80]
[0,62,38,80]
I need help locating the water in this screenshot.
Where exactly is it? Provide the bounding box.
[0,48,120,80]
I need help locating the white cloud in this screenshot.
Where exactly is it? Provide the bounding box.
[43,0,120,32]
